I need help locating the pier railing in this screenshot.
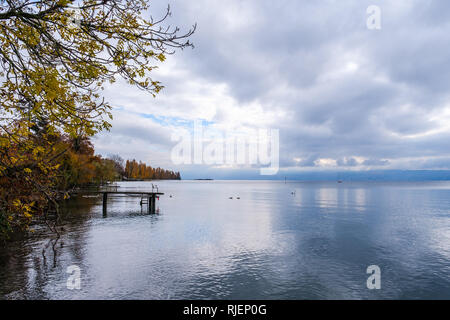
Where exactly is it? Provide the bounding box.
[71,191,164,215]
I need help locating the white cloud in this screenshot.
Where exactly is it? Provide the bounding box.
[93,0,450,175]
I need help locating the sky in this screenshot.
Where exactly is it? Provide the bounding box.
[93,0,450,179]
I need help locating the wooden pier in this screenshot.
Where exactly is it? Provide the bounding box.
[72,191,164,215]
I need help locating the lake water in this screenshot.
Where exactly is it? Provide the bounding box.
[1,180,450,299]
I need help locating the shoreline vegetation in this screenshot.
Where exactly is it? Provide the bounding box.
[0,2,194,240]
[1,132,180,240]
[123,159,180,181]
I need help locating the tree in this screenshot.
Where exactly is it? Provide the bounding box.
[121,158,179,180]
[0,1,194,237]
[108,154,125,178]
[0,0,195,138]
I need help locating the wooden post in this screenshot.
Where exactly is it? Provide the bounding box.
[102,192,108,217]
[147,196,151,214]
[147,194,156,214]
[152,194,156,214]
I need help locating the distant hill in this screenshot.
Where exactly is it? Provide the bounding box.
[182,170,450,181]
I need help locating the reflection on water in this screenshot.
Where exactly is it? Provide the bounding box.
[314,187,367,212]
[316,187,338,209]
[1,181,450,299]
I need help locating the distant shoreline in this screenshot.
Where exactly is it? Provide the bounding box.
[121,178,181,182]
[181,170,450,182]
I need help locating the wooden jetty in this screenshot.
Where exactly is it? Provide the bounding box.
[71,191,164,215]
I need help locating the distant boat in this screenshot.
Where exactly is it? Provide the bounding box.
[337,180,343,183]
[195,179,214,180]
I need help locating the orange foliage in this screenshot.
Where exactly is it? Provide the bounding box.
[124,159,180,180]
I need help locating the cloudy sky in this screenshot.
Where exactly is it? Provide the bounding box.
[94,0,450,179]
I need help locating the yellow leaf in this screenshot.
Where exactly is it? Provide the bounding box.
[157,53,166,62]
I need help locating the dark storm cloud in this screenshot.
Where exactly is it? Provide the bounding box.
[362,159,390,166]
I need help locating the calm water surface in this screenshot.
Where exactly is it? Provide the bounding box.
[1,180,449,299]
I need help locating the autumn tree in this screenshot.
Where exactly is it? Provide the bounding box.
[122,159,179,180]
[0,0,194,237]
[107,154,125,178]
